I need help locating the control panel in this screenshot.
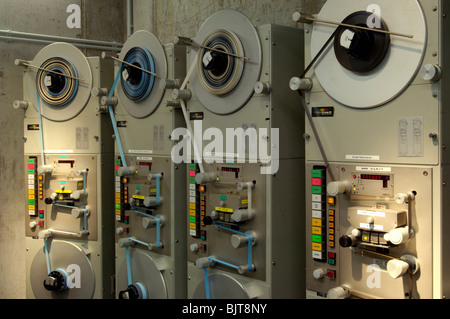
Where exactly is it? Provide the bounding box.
[25,154,98,240]
[115,155,171,255]
[187,162,265,282]
[306,163,432,299]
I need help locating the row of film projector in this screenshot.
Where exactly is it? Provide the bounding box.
[13,1,450,299]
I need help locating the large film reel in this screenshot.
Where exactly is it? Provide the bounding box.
[117,250,168,299]
[26,42,93,121]
[116,30,168,118]
[311,0,427,108]
[190,9,262,115]
[29,240,95,299]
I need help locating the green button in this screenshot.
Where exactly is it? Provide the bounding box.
[312,186,323,194]
[312,170,323,178]
[28,200,35,205]
[190,216,196,223]
[28,169,35,174]
[116,159,121,165]
[312,234,323,243]
[328,258,336,265]
[28,158,36,164]
[116,204,121,209]
[189,177,196,184]
[189,163,197,170]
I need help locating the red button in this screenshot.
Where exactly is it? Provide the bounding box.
[311,178,322,186]
[327,270,336,279]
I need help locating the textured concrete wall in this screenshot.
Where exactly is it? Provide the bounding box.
[0,0,125,299]
[133,0,326,44]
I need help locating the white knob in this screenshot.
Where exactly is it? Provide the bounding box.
[144,196,163,207]
[420,64,441,82]
[29,221,38,229]
[101,96,118,106]
[13,100,30,110]
[195,172,217,184]
[231,209,254,222]
[91,87,109,97]
[254,81,271,94]
[142,217,156,229]
[327,286,350,299]
[313,269,325,279]
[351,228,361,237]
[289,77,312,91]
[118,166,137,177]
[38,165,53,175]
[384,227,410,245]
[118,238,136,248]
[171,89,191,100]
[395,192,415,204]
[116,227,124,235]
[231,232,256,249]
[327,181,351,196]
[190,244,199,252]
[70,190,83,200]
[387,259,410,279]
[292,11,314,24]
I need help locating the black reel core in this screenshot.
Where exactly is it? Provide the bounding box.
[119,283,146,299]
[203,49,229,77]
[47,70,66,94]
[334,11,390,73]
[124,62,143,86]
[43,270,67,292]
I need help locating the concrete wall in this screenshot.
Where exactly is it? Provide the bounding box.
[0,0,325,299]
[133,0,326,44]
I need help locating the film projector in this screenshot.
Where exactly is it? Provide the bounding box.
[291,0,450,299]
[14,43,115,299]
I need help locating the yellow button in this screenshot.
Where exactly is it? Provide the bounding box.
[327,197,335,205]
[312,226,322,235]
[190,209,196,216]
[312,242,322,251]
[312,218,322,227]
[189,222,196,230]
[190,203,196,209]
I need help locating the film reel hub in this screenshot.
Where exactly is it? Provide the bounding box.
[199,29,245,96]
[334,11,390,73]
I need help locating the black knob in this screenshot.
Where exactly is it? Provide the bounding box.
[339,235,357,248]
[43,270,67,292]
[44,197,53,205]
[203,216,213,226]
[119,284,145,299]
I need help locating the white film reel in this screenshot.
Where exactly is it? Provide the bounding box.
[26,42,93,121]
[116,30,168,119]
[190,9,262,115]
[311,0,427,108]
